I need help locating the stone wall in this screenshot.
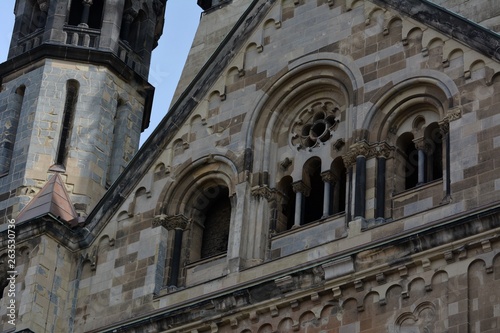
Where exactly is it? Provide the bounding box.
[0,60,146,222]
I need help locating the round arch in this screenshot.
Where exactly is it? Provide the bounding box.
[244,54,362,182]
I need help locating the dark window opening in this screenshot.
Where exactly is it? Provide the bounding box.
[330,157,346,214]
[425,122,443,182]
[128,10,147,55]
[200,186,231,259]
[56,80,79,166]
[397,132,418,190]
[303,158,323,224]
[88,0,104,29]
[68,0,104,28]
[68,1,84,26]
[276,176,296,232]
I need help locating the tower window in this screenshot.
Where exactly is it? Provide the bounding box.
[68,0,104,29]
[56,80,79,166]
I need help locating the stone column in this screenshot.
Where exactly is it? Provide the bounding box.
[80,0,93,27]
[344,142,370,219]
[153,214,190,287]
[413,138,427,185]
[375,143,392,220]
[321,171,336,219]
[436,107,461,201]
[354,155,367,218]
[292,181,310,227]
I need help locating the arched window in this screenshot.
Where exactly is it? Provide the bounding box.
[396,120,443,191]
[276,176,295,232]
[303,157,323,224]
[56,80,79,167]
[199,185,231,259]
[184,182,232,262]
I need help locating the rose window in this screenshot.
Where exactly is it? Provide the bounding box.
[291,101,341,150]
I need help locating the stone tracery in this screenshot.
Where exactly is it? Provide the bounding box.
[290,101,341,150]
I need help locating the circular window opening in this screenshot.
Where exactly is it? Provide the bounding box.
[310,121,327,139]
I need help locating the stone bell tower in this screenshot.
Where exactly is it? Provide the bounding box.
[0,0,166,224]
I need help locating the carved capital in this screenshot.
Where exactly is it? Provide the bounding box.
[251,186,276,202]
[292,181,311,196]
[412,137,430,152]
[153,214,190,230]
[321,171,337,183]
[82,0,93,5]
[343,141,370,167]
[373,141,394,159]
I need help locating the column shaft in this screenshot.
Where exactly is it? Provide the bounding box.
[354,156,366,218]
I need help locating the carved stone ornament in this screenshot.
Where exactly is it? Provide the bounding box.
[279,157,293,171]
[412,137,431,152]
[372,141,394,159]
[438,106,462,134]
[342,141,370,167]
[250,186,276,201]
[37,0,49,12]
[292,181,311,196]
[320,171,337,183]
[290,101,341,150]
[153,214,190,230]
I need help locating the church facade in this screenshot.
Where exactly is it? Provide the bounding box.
[1,0,500,332]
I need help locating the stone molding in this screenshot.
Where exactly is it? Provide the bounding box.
[152,214,191,230]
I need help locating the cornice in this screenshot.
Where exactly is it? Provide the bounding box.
[373,0,500,62]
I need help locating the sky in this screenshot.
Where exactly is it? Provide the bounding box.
[0,1,202,145]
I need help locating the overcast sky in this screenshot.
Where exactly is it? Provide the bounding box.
[0,1,202,145]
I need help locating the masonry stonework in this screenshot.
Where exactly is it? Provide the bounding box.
[2,0,500,332]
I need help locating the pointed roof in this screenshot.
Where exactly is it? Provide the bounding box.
[17,173,78,227]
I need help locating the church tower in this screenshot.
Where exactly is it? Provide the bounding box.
[0,0,166,223]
